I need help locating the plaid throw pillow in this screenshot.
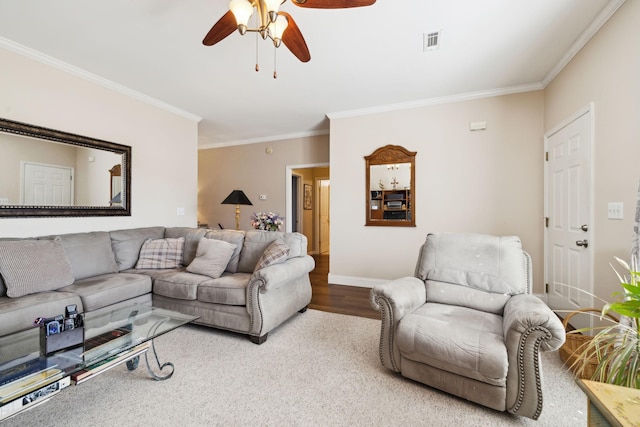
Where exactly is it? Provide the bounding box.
[254,239,290,272]
[135,237,185,269]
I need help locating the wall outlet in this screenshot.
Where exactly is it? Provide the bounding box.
[607,202,623,220]
[177,207,185,216]
[259,195,267,200]
[0,198,8,205]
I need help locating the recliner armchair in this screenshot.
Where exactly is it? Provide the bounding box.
[370,232,565,420]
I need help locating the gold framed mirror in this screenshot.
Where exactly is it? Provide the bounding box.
[365,145,416,227]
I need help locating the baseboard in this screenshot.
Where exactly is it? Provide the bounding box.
[327,274,388,288]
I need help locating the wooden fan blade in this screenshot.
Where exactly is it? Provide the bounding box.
[291,0,375,8]
[203,10,237,46]
[280,12,311,63]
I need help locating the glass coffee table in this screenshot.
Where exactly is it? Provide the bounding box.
[0,304,198,421]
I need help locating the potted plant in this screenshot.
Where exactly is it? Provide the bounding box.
[569,256,640,387]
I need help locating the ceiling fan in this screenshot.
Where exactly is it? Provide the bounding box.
[202,0,376,65]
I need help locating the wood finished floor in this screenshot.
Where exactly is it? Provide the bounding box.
[309,254,380,320]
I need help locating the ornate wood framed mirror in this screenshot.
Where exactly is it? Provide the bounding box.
[0,117,131,217]
[365,145,416,227]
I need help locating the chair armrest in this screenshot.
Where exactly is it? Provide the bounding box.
[370,277,426,372]
[503,294,565,419]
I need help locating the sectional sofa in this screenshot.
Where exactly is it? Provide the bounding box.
[0,226,314,344]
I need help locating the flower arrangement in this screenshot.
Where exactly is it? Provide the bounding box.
[250,212,284,232]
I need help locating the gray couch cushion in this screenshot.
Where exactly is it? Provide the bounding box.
[153,271,211,301]
[0,239,74,298]
[186,238,237,279]
[416,233,527,295]
[238,231,280,273]
[57,273,151,312]
[164,227,206,266]
[282,232,307,258]
[397,303,508,387]
[0,291,82,337]
[0,238,22,297]
[110,227,165,271]
[123,267,185,280]
[205,230,245,273]
[197,273,251,306]
[40,232,118,280]
[426,280,511,315]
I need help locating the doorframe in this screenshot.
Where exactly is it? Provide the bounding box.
[291,172,303,233]
[543,102,595,310]
[315,176,330,254]
[285,163,330,251]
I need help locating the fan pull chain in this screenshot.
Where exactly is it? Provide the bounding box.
[255,31,259,72]
[273,46,278,79]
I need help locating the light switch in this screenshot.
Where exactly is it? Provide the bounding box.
[607,202,623,220]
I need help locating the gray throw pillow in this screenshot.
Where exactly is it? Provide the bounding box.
[186,238,237,279]
[135,237,185,269]
[0,238,74,298]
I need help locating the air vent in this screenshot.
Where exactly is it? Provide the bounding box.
[423,30,441,52]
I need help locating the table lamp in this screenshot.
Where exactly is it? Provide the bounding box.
[221,190,253,230]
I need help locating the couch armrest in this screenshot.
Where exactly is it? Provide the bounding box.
[249,255,315,293]
[370,277,426,372]
[246,255,315,338]
[503,294,565,419]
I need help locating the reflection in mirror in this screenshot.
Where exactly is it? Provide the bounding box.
[365,145,416,227]
[0,117,131,217]
[109,164,122,206]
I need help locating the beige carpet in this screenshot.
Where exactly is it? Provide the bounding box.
[4,309,586,426]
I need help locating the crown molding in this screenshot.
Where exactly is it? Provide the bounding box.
[326,83,544,121]
[0,37,202,123]
[198,128,330,150]
[542,0,626,87]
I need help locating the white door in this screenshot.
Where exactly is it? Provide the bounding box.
[545,107,593,328]
[319,179,330,254]
[22,162,73,205]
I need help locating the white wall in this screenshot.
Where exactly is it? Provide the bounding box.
[544,0,640,304]
[329,91,545,290]
[0,47,200,237]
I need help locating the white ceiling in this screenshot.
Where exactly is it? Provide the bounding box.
[0,0,623,147]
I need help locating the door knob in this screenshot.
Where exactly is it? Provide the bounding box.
[576,240,589,248]
[580,224,589,232]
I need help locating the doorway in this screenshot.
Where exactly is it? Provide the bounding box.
[545,104,594,329]
[291,174,302,232]
[287,164,329,254]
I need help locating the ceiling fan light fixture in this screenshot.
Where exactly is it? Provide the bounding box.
[268,14,289,46]
[229,0,254,32]
[263,0,285,22]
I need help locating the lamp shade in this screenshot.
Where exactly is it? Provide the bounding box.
[229,0,254,28]
[221,190,253,206]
